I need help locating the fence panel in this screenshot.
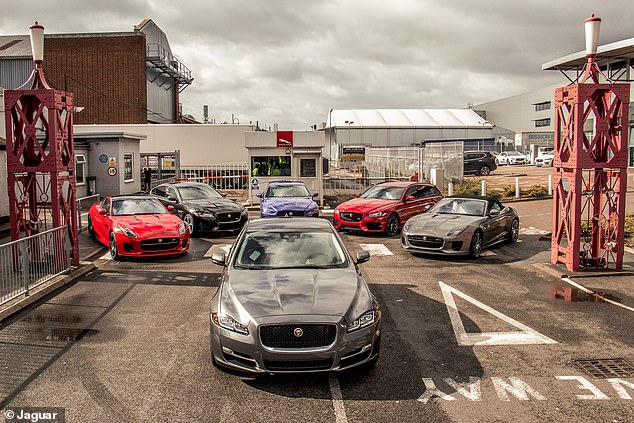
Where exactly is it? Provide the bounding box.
[0,226,71,307]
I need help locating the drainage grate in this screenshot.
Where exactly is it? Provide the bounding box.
[573,358,634,379]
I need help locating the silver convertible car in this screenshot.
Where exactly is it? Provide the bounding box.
[401,195,520,258]
[209,218,381,374]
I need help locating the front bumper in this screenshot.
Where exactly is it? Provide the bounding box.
[210,314,381,374]
[196,212,248,233]
[401,231,471,256]
[115,233,189,257]
[332,214,387,233]
[261,209,320,218]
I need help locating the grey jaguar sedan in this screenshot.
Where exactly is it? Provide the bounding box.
[209,218,381,374]
[401,195,520,258]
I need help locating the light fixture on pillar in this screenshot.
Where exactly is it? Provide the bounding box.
[29,21,52,89]
[582,14,602,82]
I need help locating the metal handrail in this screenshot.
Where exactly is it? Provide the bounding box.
[0,225,71,307]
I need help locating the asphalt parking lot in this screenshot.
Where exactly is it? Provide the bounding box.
[1,205,633,423]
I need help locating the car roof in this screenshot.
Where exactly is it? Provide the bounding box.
[158,181,209,188]
[266,180,306,186]
[375,181,434,187]
[246,217,333,231]
[446,194,499,206]
[110,194,158,201]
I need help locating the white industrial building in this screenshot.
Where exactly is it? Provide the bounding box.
[324,109,495,162]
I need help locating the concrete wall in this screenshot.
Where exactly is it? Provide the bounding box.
[76,124,254,165]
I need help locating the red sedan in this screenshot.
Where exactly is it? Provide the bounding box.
[88,195,189,260]
[333,182,443,236]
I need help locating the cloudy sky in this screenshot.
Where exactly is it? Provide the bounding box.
[2,1,632,129]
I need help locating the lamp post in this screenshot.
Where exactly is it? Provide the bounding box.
[481,120,489,150]
[344,120,354,145]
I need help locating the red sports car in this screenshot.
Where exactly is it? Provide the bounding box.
[88,195,189,260]
[333,182,443,236]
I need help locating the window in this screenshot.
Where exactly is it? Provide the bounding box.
[535,118,551,127]
[151,186,166,197]
[75,154,86,185]
[534,101,551,111]
[300,159,317,177]
[251,156,291,177]
[124,154,134,181]
[166,186,178,201]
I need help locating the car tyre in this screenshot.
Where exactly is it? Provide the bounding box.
[183,213,196,236]
[385,213,400,237]
[507,219,520,244]
[469,230,483,259]
[87,215,95,238]
[109,232,120,260]
[479,165,491,176]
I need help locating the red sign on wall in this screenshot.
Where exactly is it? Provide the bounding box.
[277,131,293,148]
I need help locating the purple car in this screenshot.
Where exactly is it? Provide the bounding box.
[257,181,319,218]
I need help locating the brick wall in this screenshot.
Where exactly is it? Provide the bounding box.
[44,34,147,124]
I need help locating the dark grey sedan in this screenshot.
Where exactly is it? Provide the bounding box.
[401,195,519,258]
[209,218,381,374]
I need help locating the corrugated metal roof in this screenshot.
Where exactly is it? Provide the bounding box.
[326,109,491,129]
[0,36,31,58]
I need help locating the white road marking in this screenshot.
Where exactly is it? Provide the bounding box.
[561,277,634,313]
[555,376,609,400]
[358,244,393,256]
[624,245,634,255]
[329,373,348,423]
[439,281,557,346]
[491,377,547,401]
[204,244,232,257]
[100,252,112,261]
[520,227,551,236]
[321,209,335,215]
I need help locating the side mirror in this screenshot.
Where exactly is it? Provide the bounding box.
[355,250,370,264]
[312,192,318,198]
[98,208,107,215]
[405,195,415,202]
[489,210,500,216]
[211,252,226,266]
[256,193,263,198]
[167,205,175,213]
[167,196,178,203]
[355,193,361,198]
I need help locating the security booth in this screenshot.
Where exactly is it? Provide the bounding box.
[245,131,326,207]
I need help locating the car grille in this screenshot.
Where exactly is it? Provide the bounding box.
[340,212,362,222]
[264,359,333,371]
[276,210,305,217]
[260,324,337,349]
[140,238,180,251]
[408,235,444,249]
[217,212,241,223]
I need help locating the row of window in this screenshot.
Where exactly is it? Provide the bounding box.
[534,101,551,111]
[251,156,317,178]
[75,153,134,184]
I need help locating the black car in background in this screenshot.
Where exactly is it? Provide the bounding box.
[150,182,248,236]
[463,151,498,176]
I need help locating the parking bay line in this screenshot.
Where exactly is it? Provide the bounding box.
[203,244,232,257]
[561,277,634,313]
[329,373,348,423]
[439,281,557,346]
[358,244,393,256]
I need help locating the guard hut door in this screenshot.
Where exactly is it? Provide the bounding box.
[292,153,323,206]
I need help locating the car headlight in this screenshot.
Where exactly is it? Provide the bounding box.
[262,207,276,214]
[211,313,249,335]
[447,225,468,237]
[118,226,138,238]
[347,311,376,332]
[368,211,388,218]
[403,220,412,232]
[178,222,187,235]
[334,209,340,216]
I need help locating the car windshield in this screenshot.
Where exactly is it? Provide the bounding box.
[178,185,223,201]
[360,186,404,200]
[266,185,310,197]
[112,198,167,216]
[508,151,523,156]
[429,198,486,216]
[234,230,347,269]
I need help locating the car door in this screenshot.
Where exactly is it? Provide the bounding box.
[463,153,477,173]
[92,197,111,243]
[483,200,506,245]
[164,185,186,218]
[400,185,421,222]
